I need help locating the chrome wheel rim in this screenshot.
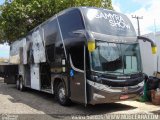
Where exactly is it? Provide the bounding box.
[20,80,23,89]
[59,87,65,102]
[16,80,19,89]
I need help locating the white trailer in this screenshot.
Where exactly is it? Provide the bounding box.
[139,32,160,76]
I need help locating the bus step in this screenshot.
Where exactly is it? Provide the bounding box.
[41,89,52,94]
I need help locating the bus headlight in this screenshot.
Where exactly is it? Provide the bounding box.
[138,80,144,87]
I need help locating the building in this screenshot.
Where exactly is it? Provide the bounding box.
[139,31,160,76]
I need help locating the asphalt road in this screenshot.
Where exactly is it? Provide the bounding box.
[0,78,160,120]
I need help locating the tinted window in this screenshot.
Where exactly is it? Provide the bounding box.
[26,34,32,51]
[43,19,59,62]
[26,34,33,63]
[43,19,58,45]
[82,8,136,37]
[46,44,55,62]
[58,9,85,39]
[70,45,84,70]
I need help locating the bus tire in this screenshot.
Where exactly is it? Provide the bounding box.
[16,78,20,90]
[56,82,71,106]
[19,77,25,91]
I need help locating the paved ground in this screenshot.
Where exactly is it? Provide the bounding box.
[0,78,160,120]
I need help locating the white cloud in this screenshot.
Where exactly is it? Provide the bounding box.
[127,0,160,35]
[0,43,10,58]
[112,1,121,12]
[0,43,10,50]
[132,0,151,5]
[113,0,160,35]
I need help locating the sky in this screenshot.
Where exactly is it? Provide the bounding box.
[0,0,4,5]
[0,0,160,58]
[0,43,10,58]
[112,0,160,34]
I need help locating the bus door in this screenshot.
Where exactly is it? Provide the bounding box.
[69,46,87,104]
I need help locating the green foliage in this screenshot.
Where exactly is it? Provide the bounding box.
[0,0,113,43]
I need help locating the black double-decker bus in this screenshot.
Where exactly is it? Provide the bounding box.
[5,7,157,106]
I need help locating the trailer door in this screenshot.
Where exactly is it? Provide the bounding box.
[69,46,87,104]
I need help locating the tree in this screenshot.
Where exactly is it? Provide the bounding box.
[0,0,113,43]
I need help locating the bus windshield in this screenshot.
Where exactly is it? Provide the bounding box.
[90,41,141,75]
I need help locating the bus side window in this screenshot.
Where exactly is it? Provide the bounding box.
[46,44,55,63]
[43,19,59,63]
[58,9,84,40]
[70,45,84,70]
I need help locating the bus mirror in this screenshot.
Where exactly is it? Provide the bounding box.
[152,46,157,54]
[137,36,157,54]
[88,41,95,52]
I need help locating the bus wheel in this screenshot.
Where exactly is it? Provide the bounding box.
[19,77,25,91]
[56,82,71,106]
[16,79,20,90]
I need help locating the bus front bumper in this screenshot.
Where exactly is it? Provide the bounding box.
[87,80,143,105]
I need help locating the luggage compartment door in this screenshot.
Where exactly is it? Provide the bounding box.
[31,64,40,90]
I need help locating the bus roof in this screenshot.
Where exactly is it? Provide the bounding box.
[22,7,136,42]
